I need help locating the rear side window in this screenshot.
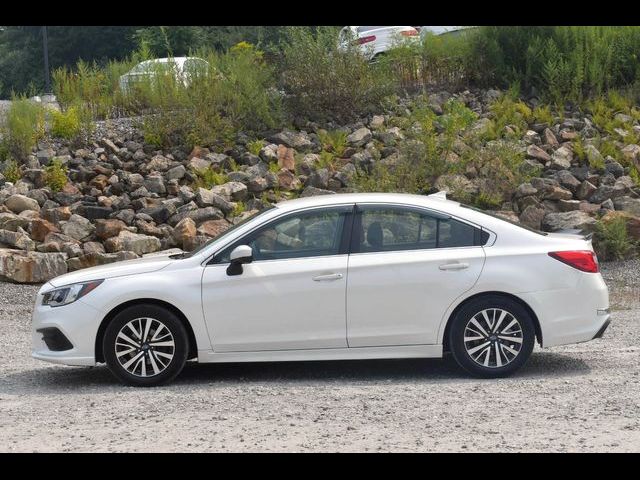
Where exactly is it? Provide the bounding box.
[353,207,487,253]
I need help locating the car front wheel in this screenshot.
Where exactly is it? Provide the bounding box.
[103,304,189,387]
[449,296,535,378]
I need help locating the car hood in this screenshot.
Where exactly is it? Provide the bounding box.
[48,254,175,287]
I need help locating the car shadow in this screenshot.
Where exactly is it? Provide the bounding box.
[4,351,591,393]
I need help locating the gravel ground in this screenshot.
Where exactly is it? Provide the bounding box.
[0,261,638,452]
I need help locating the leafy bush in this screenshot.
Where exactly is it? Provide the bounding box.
[2,158,21,183]
[486,94,532,139]
[192,166,228,189]
[1,96,45,159]
[593,216,637,260]
[469,26,640,104]
[247,139,265,156]
[51,106,81,139]
[44,158,68,192]
[317,129,348,157]
[279,26,395,123]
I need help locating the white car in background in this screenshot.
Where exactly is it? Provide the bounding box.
[118,56,209,94]
[338,26,420,59]
[31,192,610,387]
[420,26,475,41]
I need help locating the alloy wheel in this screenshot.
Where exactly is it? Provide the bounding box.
[114,317,175,377]
[463,308,523,368]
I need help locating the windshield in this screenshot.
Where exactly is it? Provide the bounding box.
[461,204,548,236]
[171,207,276,259]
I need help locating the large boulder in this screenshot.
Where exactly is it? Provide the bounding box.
[95,219,128,240]
[268,130,312,150]
[173,217,197,250]
[347,127,372,147]
[66,251,138,272]
[5,194,40,214]
[613,196,640,217]
[0,249,67,283]
[542,211,597,232]
[0,228,36,251]
[519,206,546,230]
[0,212,30,232]
[550,146,573,169]
[104,230,161,255]
[61,214,95,241]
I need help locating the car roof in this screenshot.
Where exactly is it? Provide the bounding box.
[275,192,456,211]
[273,192,535,238]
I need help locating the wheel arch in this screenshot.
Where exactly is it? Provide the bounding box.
[441,291,543,352]
[95,298,198,363]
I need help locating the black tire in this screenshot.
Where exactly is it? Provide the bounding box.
[103,304,189,387]
[448,295,535,378]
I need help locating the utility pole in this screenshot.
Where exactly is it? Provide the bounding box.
[42,26,51,95]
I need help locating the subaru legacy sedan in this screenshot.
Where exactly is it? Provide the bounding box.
[32,193,610,386]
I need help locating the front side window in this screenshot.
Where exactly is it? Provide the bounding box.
[354,206,483,253]
[214,208,349,263]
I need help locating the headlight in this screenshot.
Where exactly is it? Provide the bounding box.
[41,280,104,308]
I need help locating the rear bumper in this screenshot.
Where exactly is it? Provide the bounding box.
[592,317,611,339]
[518,272,610,348]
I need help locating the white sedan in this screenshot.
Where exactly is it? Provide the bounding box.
[338,26,419,60]
[118,56,209,94]
[31,193,610,386]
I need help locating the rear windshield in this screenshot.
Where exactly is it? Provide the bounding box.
[461,204,548,236]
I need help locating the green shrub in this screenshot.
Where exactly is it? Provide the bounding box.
[532,105,553,124]
[593,216,637,260]
[460,140,527,206]
[192,166,228,189]
[2,158,21,183]
[51,106,81,139]
[461,26,640,105]
[317,150,337,171]
[1,96,45,160]
[247,139,265,156]
[486,94,532,139]
[44,158,68,192]
[318,129,348,157]
[279,26,395,123]
[231,201,246,217]
[353,157,429,194]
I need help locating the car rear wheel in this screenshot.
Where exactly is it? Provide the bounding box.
[449,296,535,378]
[103,304,188,387]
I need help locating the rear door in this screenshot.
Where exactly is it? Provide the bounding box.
[346,204,486,347]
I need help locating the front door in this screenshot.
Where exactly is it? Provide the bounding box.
[202,206,353,352]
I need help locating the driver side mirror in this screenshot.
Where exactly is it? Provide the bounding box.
[226,245,253,276]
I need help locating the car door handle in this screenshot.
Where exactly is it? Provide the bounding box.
[312,273,344,282]
[439,262,469,271]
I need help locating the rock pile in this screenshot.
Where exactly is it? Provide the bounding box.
[1,89,640,282]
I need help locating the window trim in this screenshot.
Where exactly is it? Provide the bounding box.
[349,202,492,255]
[206,204,355,265]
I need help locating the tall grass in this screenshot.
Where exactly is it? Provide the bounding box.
[0,95,45,160]
[53,42,282,150]
[279,26,395,123]
[469,26,640,104]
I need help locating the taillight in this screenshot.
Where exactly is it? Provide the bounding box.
[548,251,599,273]
[401,29,419,37]
[358,35,376,44]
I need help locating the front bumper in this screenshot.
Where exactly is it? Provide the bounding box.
[31,285,102,366]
